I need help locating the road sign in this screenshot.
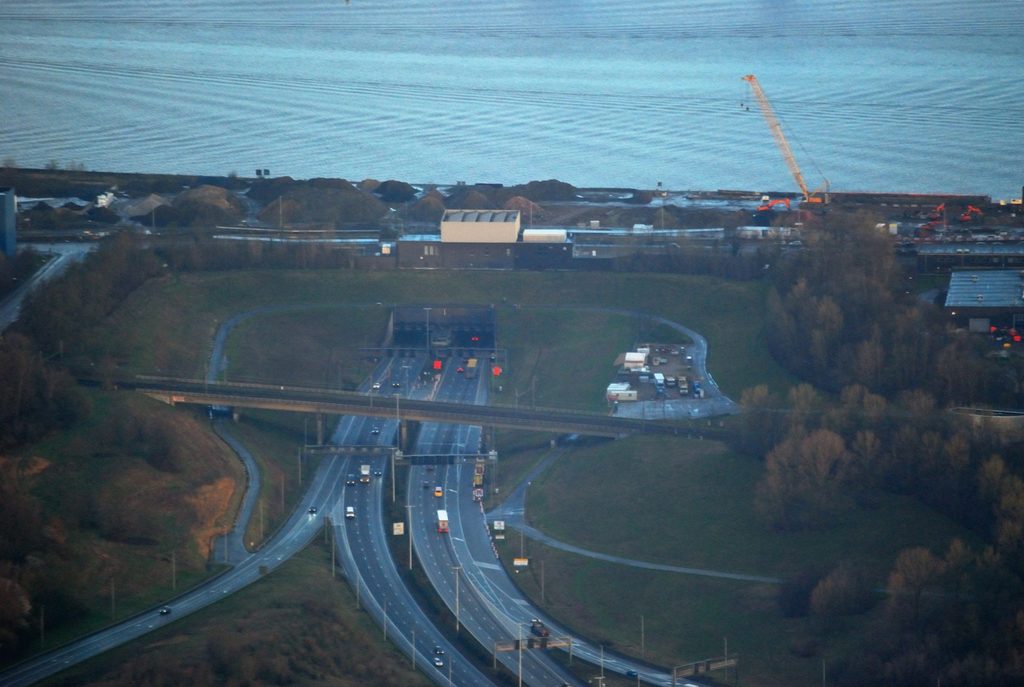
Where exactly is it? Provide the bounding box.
[493,520,505,531]
[513,557,529,567]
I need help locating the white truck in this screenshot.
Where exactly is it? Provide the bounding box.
[360,464,371,484]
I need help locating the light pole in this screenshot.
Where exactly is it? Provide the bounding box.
[406,504,413,570]
[424,306,432,354]
[518,623,523,687]
[394,393,401,451]
[453,565,461,632]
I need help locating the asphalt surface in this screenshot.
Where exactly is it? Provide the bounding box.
[0,243,93,332]
[330,357,501,686]
[406,359,583,686]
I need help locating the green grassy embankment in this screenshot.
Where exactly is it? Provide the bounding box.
[100,270,794,403]
[22,391,244,657]
[496,434,976,687]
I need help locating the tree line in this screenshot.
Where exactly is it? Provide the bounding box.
[738,215,1024,685]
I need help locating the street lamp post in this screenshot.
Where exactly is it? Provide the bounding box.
[453,565,461,632]
[424,306,432,354]
[406,504,413,570]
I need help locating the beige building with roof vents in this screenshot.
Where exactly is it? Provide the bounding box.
[440,209,520,243]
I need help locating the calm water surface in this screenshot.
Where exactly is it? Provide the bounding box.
[1,0,1022,198]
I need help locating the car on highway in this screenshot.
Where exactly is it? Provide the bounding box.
[370,425,381,435]
[345,474,357,485]
[308,507,317,515]
[626,669,638,678]
[433,486,443,497]
[433,645,445,655]
[158,606,171,615]
[371,381,381,390]
[432,656,445,668]
[373,469,383,477]
[456,366,464,373]
[345,506,355,519]
[392,381,401,388]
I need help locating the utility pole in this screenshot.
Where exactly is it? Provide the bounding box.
[171,550,176,591]
[297,448,302,486]
[39,605,44,648]
[384,599,388,640]
[110,578,116,620]
[541,559,545,603]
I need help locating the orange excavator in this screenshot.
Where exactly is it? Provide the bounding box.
[959,204,983,223]
[756,198,791,212]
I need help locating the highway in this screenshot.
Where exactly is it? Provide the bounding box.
[404,358,582,686]
[0,243,93,332]
[328,357,501,687]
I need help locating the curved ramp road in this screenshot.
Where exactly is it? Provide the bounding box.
[0,456,351,687]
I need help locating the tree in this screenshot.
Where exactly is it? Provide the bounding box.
[887,547,944,627]
[756,428,854,530]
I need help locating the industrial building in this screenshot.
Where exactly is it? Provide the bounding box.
[917,244,1024,273]
[0,188,15,257]
[440,209,520,243]
[945,270,1024,331]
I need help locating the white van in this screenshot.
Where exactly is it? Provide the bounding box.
[345,506,355,519]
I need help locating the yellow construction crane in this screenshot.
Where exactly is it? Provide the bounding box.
[742,74,829,204]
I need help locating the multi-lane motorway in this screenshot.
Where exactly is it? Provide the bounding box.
[1,317,717,686]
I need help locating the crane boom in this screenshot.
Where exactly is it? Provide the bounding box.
[742,74,826,204]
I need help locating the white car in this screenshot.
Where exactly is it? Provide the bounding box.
[372,382,381,390]
[345,506,355,519]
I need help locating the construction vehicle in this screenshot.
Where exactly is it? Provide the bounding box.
[756,198,791,212]
[959,205,983,223]
[927,202,946,221]
[742,74,829,205]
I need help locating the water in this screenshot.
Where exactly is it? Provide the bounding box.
[2,0,1022,198]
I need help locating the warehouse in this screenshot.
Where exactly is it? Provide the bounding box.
[440,209,521,243]
[945,270,1024,331]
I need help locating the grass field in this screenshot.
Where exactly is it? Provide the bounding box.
[101,270,795,400]
[45,543,434,687]
[498,434,977,686]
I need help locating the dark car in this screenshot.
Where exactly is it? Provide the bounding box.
[370,425,381,435]
[308,507,317,515]
[433,645,445,655]
[392,381,401,388]
[373,470,383,477]
[158,606,171,615]
[346,474,357,485]
[625,669,638,678]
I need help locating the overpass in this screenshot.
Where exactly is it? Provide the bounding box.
[126,377,690,442]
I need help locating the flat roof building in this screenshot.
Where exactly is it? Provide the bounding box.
[440,209,520,243]
[945,270,1024,331]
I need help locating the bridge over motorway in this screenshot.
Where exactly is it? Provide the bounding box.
[124,377,694,442]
